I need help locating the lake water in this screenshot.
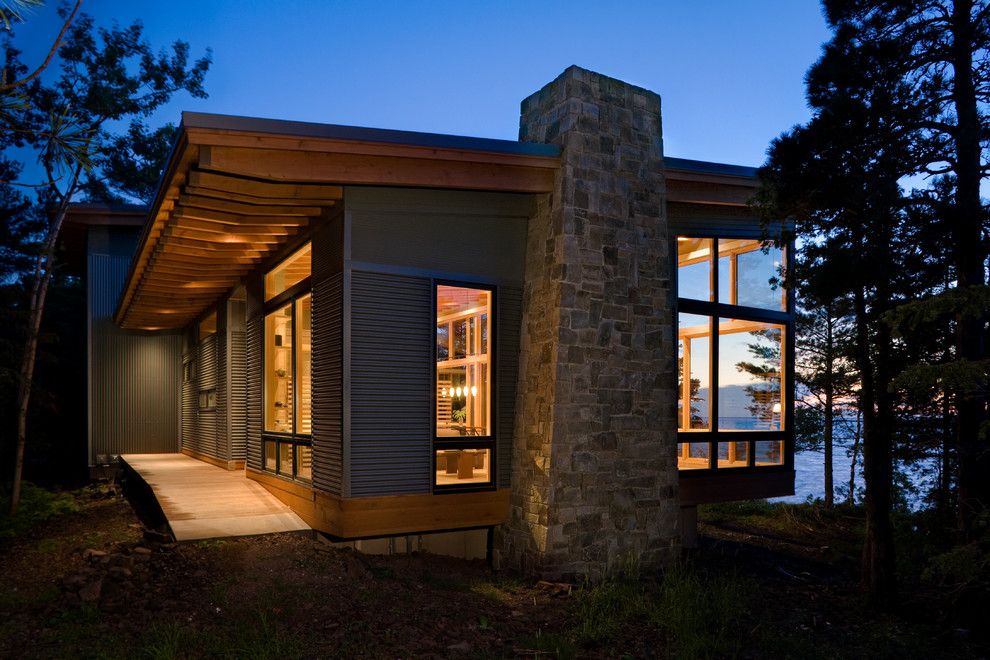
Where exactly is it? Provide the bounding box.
[772,439,936,509]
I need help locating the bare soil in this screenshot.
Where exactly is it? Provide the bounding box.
[0,488,985,659]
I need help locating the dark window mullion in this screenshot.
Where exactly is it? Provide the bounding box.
[709,241,719,469]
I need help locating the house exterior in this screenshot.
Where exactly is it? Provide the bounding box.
[67,66,794,578]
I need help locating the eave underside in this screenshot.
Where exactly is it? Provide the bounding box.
[115,125,560,330]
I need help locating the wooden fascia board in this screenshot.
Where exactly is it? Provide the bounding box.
[185,126,561,173]
[197,144,557,193]
[114,137,197,326]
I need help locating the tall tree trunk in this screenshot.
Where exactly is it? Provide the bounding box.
[9,169,79,515]
[950,0,989,540]
[854,283,896,603]
[849,408,861,506]
[824,310,835,509]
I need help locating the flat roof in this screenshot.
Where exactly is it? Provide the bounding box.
[663,156,758,179]
[182,112,562,158]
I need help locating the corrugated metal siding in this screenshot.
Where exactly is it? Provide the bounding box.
[349,271,432,496]
[347,187,530,282]
[216,309,229,461]
[229,329,247,461]
[196,334,218,458]
[245,314,263,470]
[88,249,181,463]
[312,271,343,495]
[497,286,523,489]
[181,353,196,453]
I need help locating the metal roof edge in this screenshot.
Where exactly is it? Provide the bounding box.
[664,156,758,179]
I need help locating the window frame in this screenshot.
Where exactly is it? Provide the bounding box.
[432,279,497,493]
[675,234,795,475]
[262,271,313,483]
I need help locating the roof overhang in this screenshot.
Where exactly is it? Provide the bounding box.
[663,157,759,207]
[114,113,561,330]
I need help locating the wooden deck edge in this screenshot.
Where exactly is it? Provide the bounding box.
[246,467,510,539]
[181,447,246,471]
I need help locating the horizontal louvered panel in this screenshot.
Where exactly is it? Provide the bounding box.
[349,271,431,497]
[245,314,263,470]
[497,286,522,488]
[229,329,248,461]
[312,271,343,495]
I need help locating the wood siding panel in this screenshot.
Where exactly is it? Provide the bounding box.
[349,271,432,496]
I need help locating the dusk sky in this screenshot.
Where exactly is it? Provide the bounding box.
[13,1,831,169]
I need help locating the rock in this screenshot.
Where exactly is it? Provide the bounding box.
[447,641,472,653]
[143,529,172,544]
[62,574,88,591]
[132,547,152,561]
[536,580,573,596]
[82,549,108,562]
[108,554,134,569]
[78,579,102,603]
[108,567,132,579]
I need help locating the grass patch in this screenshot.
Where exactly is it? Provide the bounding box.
[0,483,79,541]
[136,609,306,659]
[516,630,577,659]
[654,564,750,659]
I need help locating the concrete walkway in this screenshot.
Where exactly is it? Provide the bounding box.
[120,453,310,541]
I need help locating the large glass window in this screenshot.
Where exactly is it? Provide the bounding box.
[677,235,792,472]
[262,243,312,482]
[434,284,493,488]
[265,244,312,301]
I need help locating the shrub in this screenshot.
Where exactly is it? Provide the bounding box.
[0,482,79,540]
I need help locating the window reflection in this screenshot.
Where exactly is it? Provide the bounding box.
[677,442,710,470]
[717,239,785,311]
[677,237,713,301]
[717,442,749,468]
[264,304,293,433]
[678,313,711,431]
[436,286,491,438]
[265,243,312,301]
[717,319,784,431]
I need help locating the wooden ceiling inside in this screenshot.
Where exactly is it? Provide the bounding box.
[115,121,560,330]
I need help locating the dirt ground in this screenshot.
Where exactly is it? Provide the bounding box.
[0,488,985,659]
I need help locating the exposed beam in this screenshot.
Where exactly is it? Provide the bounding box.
[177,193,323,217]
[187,169,344,200]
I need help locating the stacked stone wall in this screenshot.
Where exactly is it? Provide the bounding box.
[498,66,679,579]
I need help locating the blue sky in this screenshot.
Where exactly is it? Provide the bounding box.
[13,1,830,169]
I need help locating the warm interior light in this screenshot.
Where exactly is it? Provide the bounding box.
[470,386,477,396]
[772,402,782,414]
[677,236,689,242]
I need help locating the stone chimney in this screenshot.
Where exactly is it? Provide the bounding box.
[496,66,679,580]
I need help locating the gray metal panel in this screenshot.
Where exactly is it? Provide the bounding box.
[181,352,196,453]
[245,314,263,470]
[229,328,247,462]
[349,271,432,496]
[88,244,181,463]
[347,187,530,283]
[668,201,789,238]
[312,272,343,495]
[216,308,229,461]
[195,334,219,459]
[496,286,523,489]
